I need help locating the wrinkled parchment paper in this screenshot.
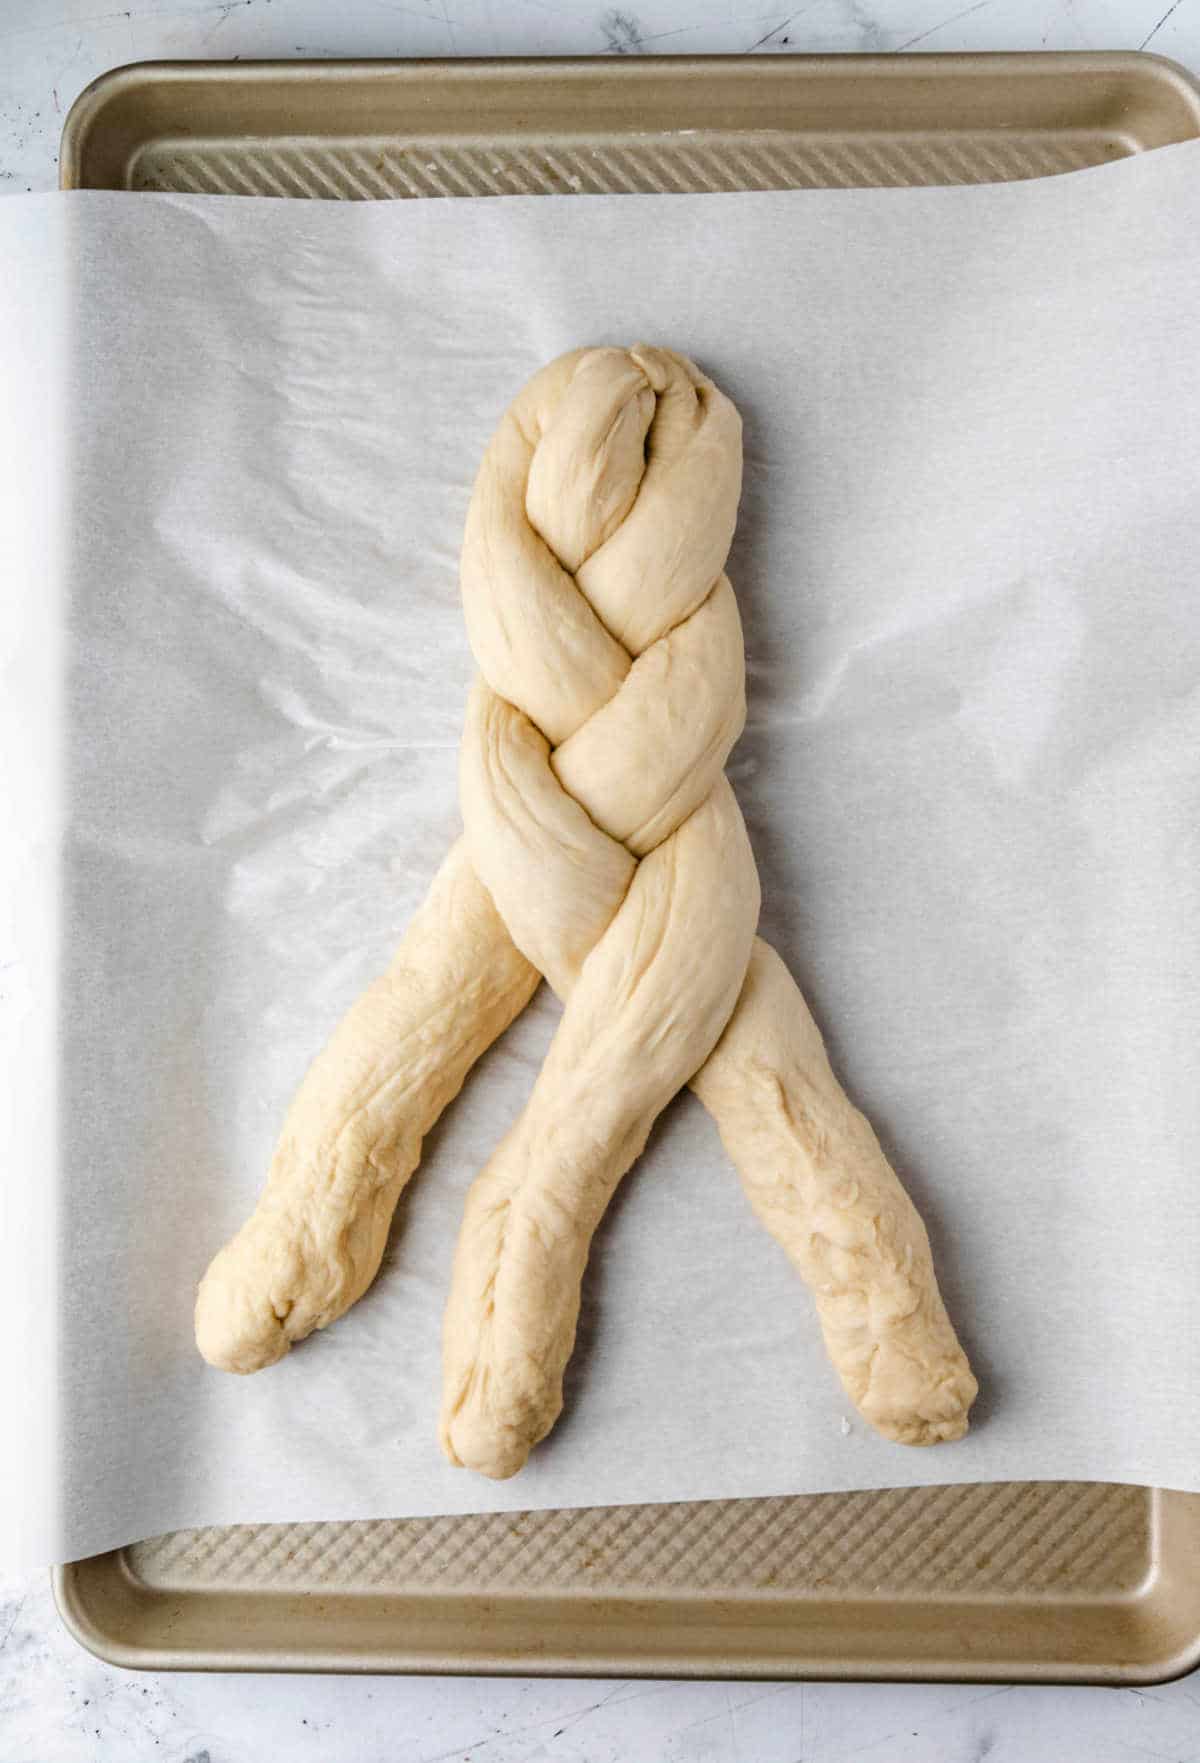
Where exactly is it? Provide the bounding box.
[3,144,1200,1568]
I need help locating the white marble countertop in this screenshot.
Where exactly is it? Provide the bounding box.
[4,2,1200,1757]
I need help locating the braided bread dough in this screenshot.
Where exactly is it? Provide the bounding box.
[196,346,977,1475]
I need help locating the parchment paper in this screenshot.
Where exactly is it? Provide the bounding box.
[3,144,1200,1569]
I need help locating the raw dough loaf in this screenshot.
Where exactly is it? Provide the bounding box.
[196,346,977,1475]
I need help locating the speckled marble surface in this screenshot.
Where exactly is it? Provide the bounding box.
[5,2,1200,1756]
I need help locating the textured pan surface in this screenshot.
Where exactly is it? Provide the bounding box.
[55,51,1200,1681]
[131,1481,1151,1596]
[127,132,1109,197]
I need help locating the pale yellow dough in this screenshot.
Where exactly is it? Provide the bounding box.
[195,345,977,1473]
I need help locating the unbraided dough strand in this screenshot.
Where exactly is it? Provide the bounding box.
[692,942,977,1446]
[194,843,538,1374]
[195,345,976,1467]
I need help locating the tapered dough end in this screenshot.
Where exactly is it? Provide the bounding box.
[438,1403,540,1481]
[194,1236,296,1376]
[841,1330,978,1447]
[438,1342,563,1479]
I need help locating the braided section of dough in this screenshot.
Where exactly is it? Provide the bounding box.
[440,347,760,1474]
[195,346,976,1472]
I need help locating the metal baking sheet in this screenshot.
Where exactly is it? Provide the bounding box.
[53,1485,1200,1681]
[54,51,1200,1683]
[59,51,1200,196]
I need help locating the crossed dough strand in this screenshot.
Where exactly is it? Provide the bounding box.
[196,345,977,1475]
